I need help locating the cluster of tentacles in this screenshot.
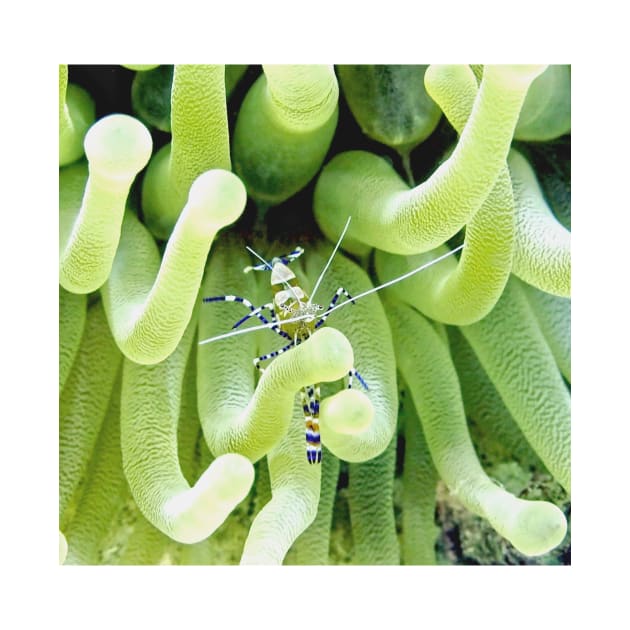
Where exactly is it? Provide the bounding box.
[59,64,570,565]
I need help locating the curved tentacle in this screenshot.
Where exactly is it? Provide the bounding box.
[232,65,339,206]
[240,400,321,565]
[508,148,571,297]
[59,114,153,293]
[373,64,515,325]
[101,169,246,364]
[388,298,567,557]
[305,244,397,462]
[314,64,546,255]
[59,286,87,392]
[120,311,255,544]
[142,64,231,239]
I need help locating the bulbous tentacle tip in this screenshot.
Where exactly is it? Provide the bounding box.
[508,500,568,557]
[59,531,68,564]
[320,388,374,435]
[84,113,153,178]
[186,169,248,229]
[165,453,255,545]
[308,327,355,381]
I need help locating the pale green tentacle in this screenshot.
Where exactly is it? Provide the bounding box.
[59,115,153,293]
[400,387,439,565]
[306,245,397,462]
[447,327,546,471]
[101,169,246,364]
[508,148,571,297]
[314,64,546,255]
[515,65,571,141]
[373,64,514,324]
[240,400,321,565]
[347,436,400,564]
[116,506,176,565]
[388,299,567,557]
[59,301,123,531]
[59,532,68,564]
[198,239,360,461]
[285,447,340,564]
[520,279,571,382]
[64,372,127,565]
[59,64,95,166]
[233,65,338,205]
[459,277,571,494]
[120,313,255,544]
[59,286,87,392]
[142,64,231,239]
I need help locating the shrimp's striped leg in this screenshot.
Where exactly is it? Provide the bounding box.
[253,340,295,371]
[232,302,275,329]
[302,385,322,464]
[347,367,369,391]
[315,286,355,329]
[203,295,291,340]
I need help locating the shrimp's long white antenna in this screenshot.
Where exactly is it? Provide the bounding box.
[244,246,272,271]
[308,216,352,306]
[199,244,464,346]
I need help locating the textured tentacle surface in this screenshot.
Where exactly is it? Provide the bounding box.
[142,64,231,239]
[240,400,322,565]
[233,65,338,205]
[509,148,571,296]
[59,287,87,392]
[520,278,571,382]
[59,301,123,531]
[460,278,571,493]
[372,64,514,325]
[400,387,439,565]
[59,114,152,293]
[306,245,397,462]
[285,446,340,564]
[101,169,246,364]
[347,435,400,564]
[59,64,95,166]
[314,64,546,255]
[388,299,567,556]
[120,311,255,544]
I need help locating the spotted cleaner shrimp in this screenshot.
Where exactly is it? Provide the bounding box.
[200,218,463,464]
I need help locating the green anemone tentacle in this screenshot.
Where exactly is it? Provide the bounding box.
[120,311,255,545]
[59,287,87,392]
[400,387,439,565]
[101,169,246,364]
[305,244,397,462]
[239,400,322,565]
[459,277,571,494]
[519,278,571,382]
[373,64,515,325]
[142,64,231,239]
[285,447,340,564]
[59,64,95,166]
[63,371,127,565]
[233,65,339,205]
[59,114,153,293]
[348,435,400,564]
[314,64,546,256]
[388,299,567,557]
[59,301,123,531]
[508,148,571,297]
